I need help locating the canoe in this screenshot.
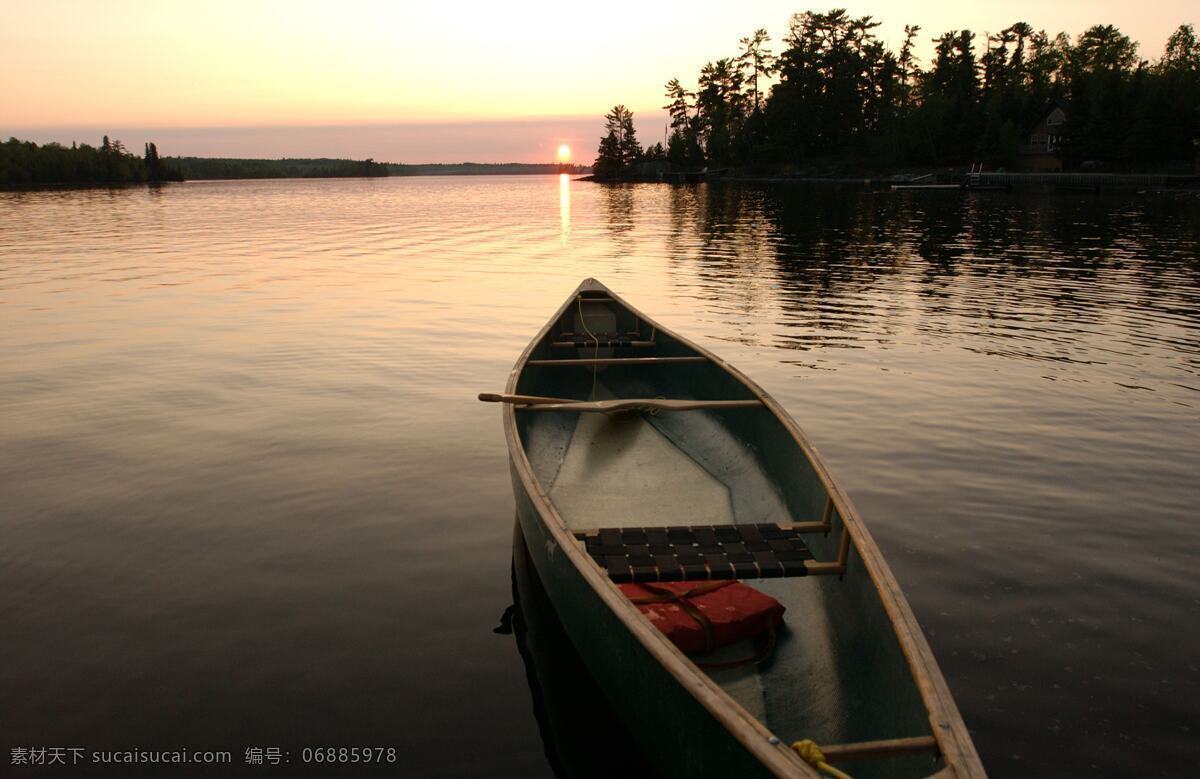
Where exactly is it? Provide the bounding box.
[486,278,986,778]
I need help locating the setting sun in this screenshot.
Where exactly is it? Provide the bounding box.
[556,144,571,162]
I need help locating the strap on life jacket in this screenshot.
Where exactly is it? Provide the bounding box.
[625,580,779,670]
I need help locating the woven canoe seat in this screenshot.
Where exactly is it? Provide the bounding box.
[575,524,816,583]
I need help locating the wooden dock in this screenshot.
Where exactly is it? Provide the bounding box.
[974,172,1198,189]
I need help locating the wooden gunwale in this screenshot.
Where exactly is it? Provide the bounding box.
[572,516,833,537]
[501,278,984,778]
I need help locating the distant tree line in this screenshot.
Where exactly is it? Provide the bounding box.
[166,156,389,179]
[387,162,591,175]
[0,144,597,185]
[1,136,183,186]
[594,12,1200,174]
[169,159,590,179]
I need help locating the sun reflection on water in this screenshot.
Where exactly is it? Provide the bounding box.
[559,173,570,245]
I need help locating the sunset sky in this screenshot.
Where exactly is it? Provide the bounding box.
[3,0,1194,162]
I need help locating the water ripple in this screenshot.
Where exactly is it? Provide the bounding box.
[1,178,1198,777]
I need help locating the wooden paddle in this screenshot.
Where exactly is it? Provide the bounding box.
[478,393,569,405]
[478,393,762,413]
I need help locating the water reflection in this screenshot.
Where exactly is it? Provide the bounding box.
[508,522,657,779]
[604,184,636,239]
[3,177,1198,778]
[641,183,1200,395]
[559,174,571,246]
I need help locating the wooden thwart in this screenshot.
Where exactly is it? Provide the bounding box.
[478,393,762,414]
[819,735,940,764]
[526,356,708,366]
[551,339,656,348]
[775,497,836,535]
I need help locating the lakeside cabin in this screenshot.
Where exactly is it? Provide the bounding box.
[1018,102,1067,171]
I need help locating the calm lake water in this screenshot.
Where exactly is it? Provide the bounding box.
[2,176,1198,777]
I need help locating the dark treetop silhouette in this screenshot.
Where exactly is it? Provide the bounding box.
[594,11,1200,177]
[0,137,183,186]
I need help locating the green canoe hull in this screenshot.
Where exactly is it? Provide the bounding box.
[513,467,779,778]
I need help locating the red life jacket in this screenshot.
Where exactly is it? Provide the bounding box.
[619,581,785,659]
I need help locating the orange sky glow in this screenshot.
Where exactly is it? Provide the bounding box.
[2,0,1194,162]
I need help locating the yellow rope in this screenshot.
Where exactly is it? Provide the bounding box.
[576,296,601,400]
[790,740,852,779]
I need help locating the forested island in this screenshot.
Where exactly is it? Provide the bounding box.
[593,12,1200,178]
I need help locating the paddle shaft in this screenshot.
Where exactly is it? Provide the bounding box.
[478,393,577,405]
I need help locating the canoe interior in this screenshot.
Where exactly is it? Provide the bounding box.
[514,296,946,778]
